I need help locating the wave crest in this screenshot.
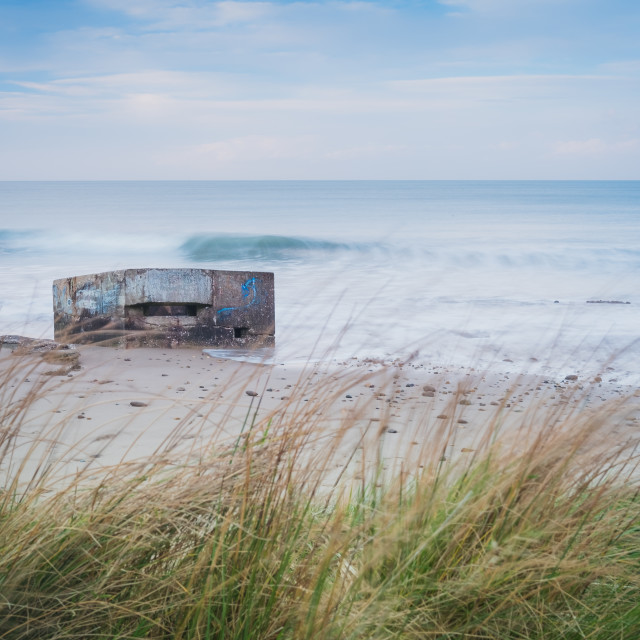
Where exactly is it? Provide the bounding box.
[180,234,358,262]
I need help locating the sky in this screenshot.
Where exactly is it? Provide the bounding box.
[0,0,639,180]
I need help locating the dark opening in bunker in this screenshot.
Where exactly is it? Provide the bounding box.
[126,303,209,317]
[144,304,199,317]
[234,327,249,338]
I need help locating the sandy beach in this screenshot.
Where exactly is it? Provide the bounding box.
[2,339,638,492]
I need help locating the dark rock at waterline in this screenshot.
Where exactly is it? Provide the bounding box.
[130,401,148,407]
[2,335,72,354]
[586,300,631,304]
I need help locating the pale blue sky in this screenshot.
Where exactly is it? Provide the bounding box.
[1,0,639,179]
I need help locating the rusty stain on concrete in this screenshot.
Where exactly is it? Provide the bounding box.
[53,268,275,348]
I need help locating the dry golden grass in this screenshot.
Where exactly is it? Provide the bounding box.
[0,346,639,639]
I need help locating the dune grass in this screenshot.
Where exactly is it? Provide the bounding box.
[0,348,639,639]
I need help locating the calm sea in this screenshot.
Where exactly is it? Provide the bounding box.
[1,181,638,381]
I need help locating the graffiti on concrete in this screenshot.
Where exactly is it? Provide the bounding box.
[216,277,259,317]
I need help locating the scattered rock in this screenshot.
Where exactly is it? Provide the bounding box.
[422,391,435,397]
[43,367,70,376]
[457,419,468,424]
[423,384,436,392]
[564,375,578,381]
[459,399,472,405]
[3,336,63,353]
[386,428,398,434]
[593,376,602,383]
[405,383,415,387]
[436,414,448,419]
[130,401,148,407]
[245,390,259,397]
[345,394,352,398]
[461,447,475,453]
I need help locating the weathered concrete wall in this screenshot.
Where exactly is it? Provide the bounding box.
[53,268,275,347]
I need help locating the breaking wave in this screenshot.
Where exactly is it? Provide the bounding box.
[180,234,376,262]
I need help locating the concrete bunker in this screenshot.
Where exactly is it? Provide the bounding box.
[53,268,275,348]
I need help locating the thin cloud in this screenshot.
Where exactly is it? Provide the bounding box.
[554,138,639,156]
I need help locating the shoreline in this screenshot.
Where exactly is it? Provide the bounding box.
[2,342,639,490]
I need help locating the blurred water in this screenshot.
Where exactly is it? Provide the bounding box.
[1,181,638,381]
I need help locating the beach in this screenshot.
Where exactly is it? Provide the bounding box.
[3,339,638,491]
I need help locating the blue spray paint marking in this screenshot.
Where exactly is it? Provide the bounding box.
[217,277,259,317]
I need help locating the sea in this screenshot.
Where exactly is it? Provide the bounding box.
[1,181,638,383]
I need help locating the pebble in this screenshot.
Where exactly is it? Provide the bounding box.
[130,401,147,407]
[423,384,436,392]
[436,414,448,419]
[422,391,435,397]
[386,428,398,434]
[246,390,259,397]
[565,375,578,381]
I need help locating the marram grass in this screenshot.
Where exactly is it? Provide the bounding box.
[0,353,639,639]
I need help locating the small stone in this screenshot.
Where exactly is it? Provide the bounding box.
[130,401,148,407]
[77,414,85,419]
[593,376,602,383]
[345,394,352,398]
[459,399,472,405]
[386,428,398,434]
[461,447,475,453]
[423,384,436,392]
[124,358,131,361]
[457,419,468,424]
[436,414,448,419]
[564,375,578,381]
[405,383,415,387]
[177,387,186,391]
[422,391,435,397]
[245,390,259,397]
